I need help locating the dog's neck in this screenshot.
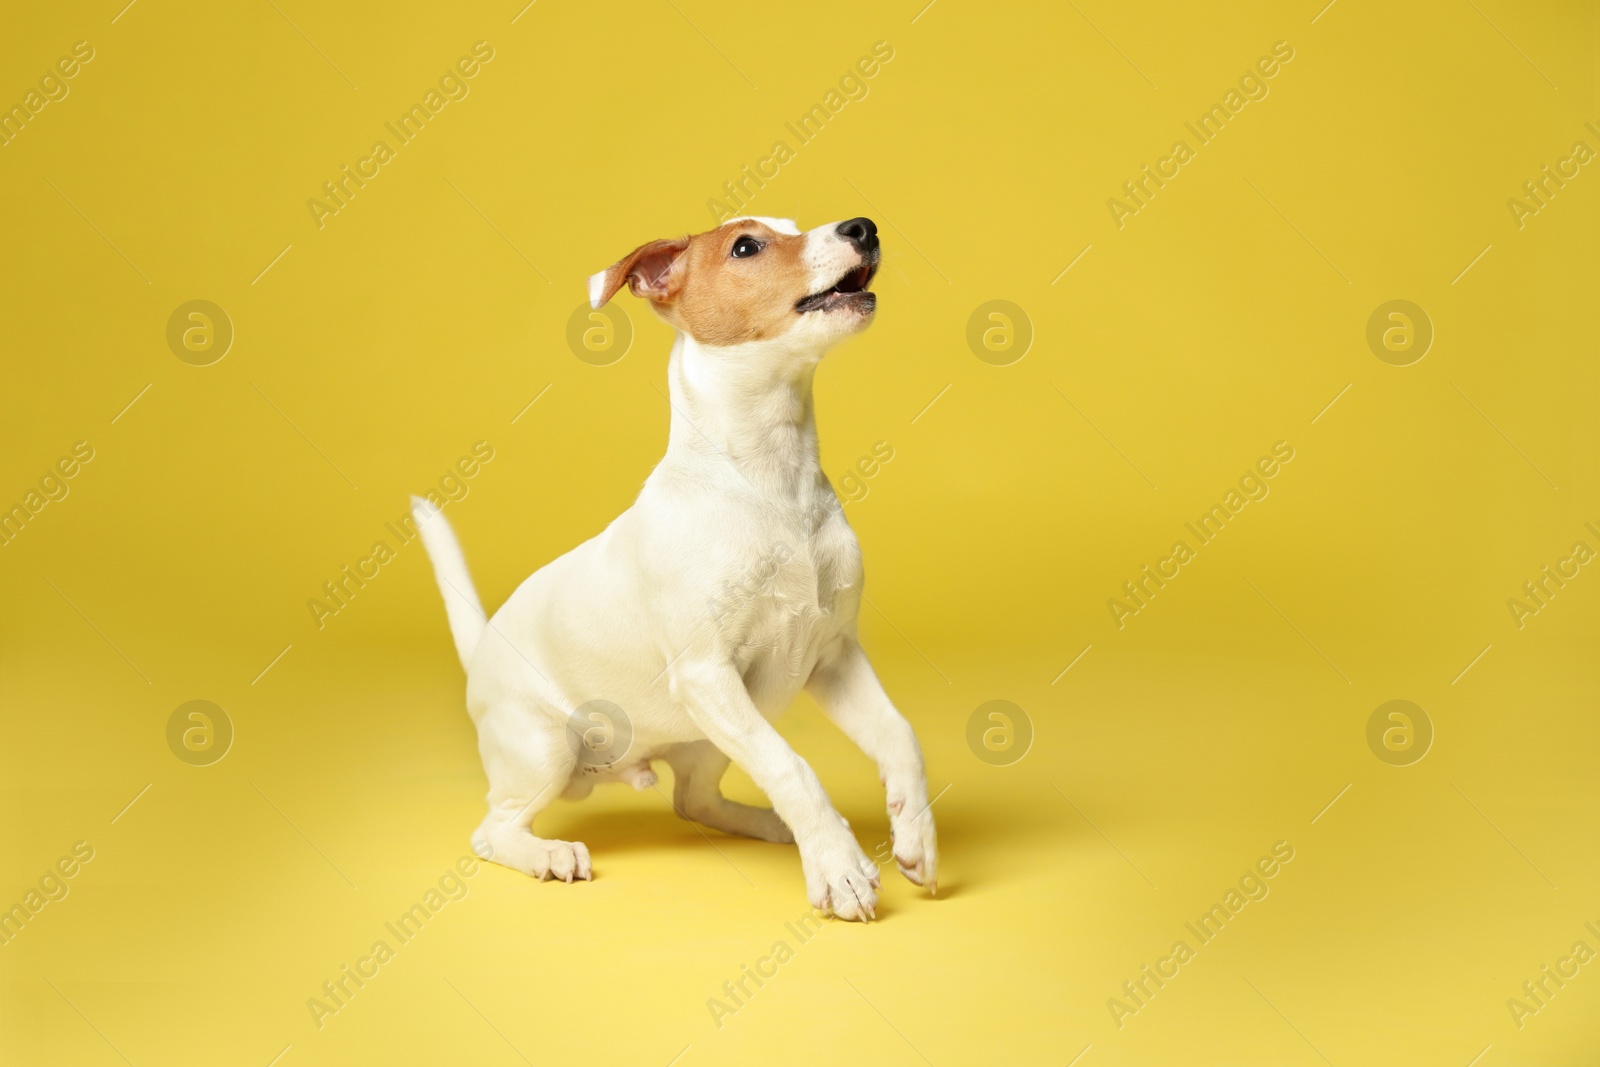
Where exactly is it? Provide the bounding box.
[661,333,828,504]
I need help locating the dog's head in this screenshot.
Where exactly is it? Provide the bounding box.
[588,217,880,350]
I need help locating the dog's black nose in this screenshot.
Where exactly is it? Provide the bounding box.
[835,217,878,254]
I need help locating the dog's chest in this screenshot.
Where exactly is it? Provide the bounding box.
[719,513,861,693]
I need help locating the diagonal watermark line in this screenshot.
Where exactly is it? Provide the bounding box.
[252,244,292,285]
[46,979,134,1065]
[652,783,757,887]
[1464,1043,1491,1067]
[510,0,538,23]
[855,588,951,684]
[1451,243,1492,285]
[1245,977,1334,1065]
[42,575,151,683]
[265,0,358,89]
[1066,1044,1093,1067]
[1451,643,1491,685]
[845,979,936,1066]
[910,383,951,424]
[503,782,554,830]
[842,177,950,283]
[252,644,293,685]
[1244,577,1351,684]
[1463,0,1558,89]
[648,639,696,688]
[444,978,535,1065]
[111,0,139,24]
[661,0,757,88]
[1051,644,1093,684]
[252,782,359,889]
[511,383,552,424]
[1311,783,1351,824]
[252,382,360,489]
[1451,782,1557,889]
[910,0,938,23]
[445,178,551,282]
[664,1044,692,1067]
[111,783,152,824]
[913,781,953,824]
[265,1044,293,1067]
[1051,782,1158,889]
[45,177,151,284]
[1451,383,1558,489]
[1310,383,1351,425]
[1050,384,1158,489]
[111,383,152,424]
[1064,0,1156,88]
[1310,0,1338,23]
[1051,243,1093,284]
[1244,177,1351,284]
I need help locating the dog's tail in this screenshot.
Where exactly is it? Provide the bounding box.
[411,495,485,672]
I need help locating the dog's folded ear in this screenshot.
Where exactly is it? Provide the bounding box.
[588,236,691,309]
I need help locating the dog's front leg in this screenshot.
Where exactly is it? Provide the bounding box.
[670,659,879,920]
[807,636,939,893]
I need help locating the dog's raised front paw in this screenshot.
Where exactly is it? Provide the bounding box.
[891,805,939,894]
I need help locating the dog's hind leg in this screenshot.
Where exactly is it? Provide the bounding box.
[470,704,592,882]
[663,740,794,844]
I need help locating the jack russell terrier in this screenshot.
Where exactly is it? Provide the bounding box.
[414,216,937,921]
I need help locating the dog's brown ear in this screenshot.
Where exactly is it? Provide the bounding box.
[588,236,691,309]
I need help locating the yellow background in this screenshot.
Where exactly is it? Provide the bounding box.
[3,0,1597,1063]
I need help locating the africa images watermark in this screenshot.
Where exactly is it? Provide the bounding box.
[1505,519,1599,630]
[1107,40,1296,229]
[0,840,96,948]
[1,440,95,548]
[837,440,894,505]
[305,854,482,1029]
[705,40,896,224]
[1505,121,1599,231]
[1107,441,1296,629]
[306,41,496,230]
[1,40,96,148]
[705,904,831,1029]
[1504,921,1600,1031]
[306,441,495,630]
[1108,840,1296,1028]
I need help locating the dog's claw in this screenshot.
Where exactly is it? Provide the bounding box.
[806,838,880,922]
[889,794,939,895]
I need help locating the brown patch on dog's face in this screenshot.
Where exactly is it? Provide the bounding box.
[663,221,812,345]
[589,218,878,348]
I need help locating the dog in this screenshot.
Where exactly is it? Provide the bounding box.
[414,216,937,921]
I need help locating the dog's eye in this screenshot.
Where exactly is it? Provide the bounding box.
[730,236,763,259]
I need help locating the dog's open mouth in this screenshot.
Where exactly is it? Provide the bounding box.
[795,259,879,314]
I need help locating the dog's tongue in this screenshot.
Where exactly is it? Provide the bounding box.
[796,267,874,313]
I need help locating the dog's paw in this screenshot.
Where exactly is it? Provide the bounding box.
[891,805,939,894]
[474,829,593,883]
[801,833,880,922]
[531,839,593,883]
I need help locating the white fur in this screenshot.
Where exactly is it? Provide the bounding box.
[411,495,484,669]
[419,220,935,918]
[725,215,802,235]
